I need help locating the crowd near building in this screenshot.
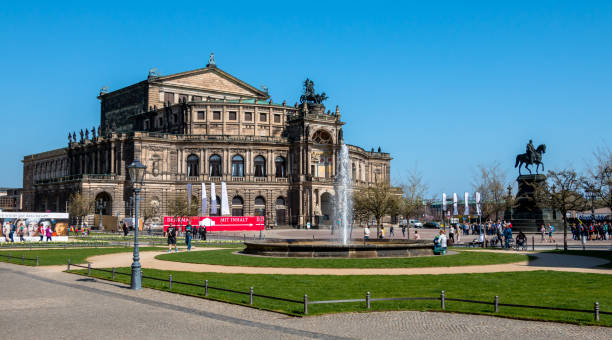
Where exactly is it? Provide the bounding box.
[22,55,391,228]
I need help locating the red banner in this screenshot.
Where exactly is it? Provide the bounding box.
[163,216,264,232]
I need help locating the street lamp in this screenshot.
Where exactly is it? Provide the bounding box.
[127,159,146,290]
[96,199,106,230]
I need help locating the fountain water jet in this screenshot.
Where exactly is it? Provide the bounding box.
[335,143,353,245]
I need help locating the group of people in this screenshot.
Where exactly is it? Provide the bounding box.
[570,222,610,242]
[2,222,54,242]
[539,224,556,242]
[164,224,207,253]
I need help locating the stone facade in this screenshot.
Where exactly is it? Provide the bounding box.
[22,61,391,228]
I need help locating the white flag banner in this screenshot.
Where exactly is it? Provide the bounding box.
[464,192,469,216]
[221,182,230,216]
[442,193,447,211]
[475,192,481,216]
[210,182,218,215]
[201,183,207,215]
[453,193,458,216]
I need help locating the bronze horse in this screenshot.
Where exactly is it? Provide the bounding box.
[515,144,546,175]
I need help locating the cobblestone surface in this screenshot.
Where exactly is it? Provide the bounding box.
[1,262,609,340]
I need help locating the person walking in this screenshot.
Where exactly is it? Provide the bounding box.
[166,224,178,253]
[9,222,16,243]
[45,225,52,242]
[389,226,395,238]
[548,225,554,243]
[379,226,385,239]
[438,230,448,255]
[540,224,546,241]
[18,224,25,242]
[449,226,455,243]
[200,225,207,241]
[364,225,370,240]
[184,224,193,251]
[401,225,406,238]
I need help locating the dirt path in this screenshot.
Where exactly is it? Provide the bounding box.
[84,248,612,276]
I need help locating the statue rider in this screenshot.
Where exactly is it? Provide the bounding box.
[526,139,536,163]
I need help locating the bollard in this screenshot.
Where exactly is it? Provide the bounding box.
[494,296,499,313]
[67,259,71,271]
[304,294,308,315]
[532,235,535,251]
[22,254,25,264]
[169,275,173,290]
[87,263,91,275]
[205,280,208,296]
[7,253,10,261]
[440,291,445,310]
[594,302,600,321]
[112,267,116,280]
[250,287,254,305]
[36,256,39,266]
[366,291,371,309]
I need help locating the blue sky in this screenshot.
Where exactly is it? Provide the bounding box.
[1,1,611,196]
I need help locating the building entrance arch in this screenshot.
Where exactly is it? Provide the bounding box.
[94,191,113,215]
[319,192,333,227]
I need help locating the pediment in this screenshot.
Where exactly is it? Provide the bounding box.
[155,67,268,99]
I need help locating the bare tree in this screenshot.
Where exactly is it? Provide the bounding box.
[353,183,401,236]
[542,170,587,251]
[166,196,199,222]
[399,168,428,220]
[591,146,612,216]
[67,192,94,229]
[472,162,508,221]
[142,200,160,225]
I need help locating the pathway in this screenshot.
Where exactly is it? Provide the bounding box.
[85,248,612,276]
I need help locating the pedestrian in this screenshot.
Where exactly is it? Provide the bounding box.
[379,226,385,239]
[401,225,406,238]
[165,224,178,253]
[18,223,25,242]
[364,225,370,240]
[122,222,129,237]
[413,230,420,240]
[548,225,554,243]
[504,225,512,249]
[45,225,52,242]
[449,225,455,243]
[184,224,193,251]
[540,224,546,241]
[9,222,16,243]
[38,224,44,242]
[438,230,448,255]
[200,225,207,241]
[389,226,395,238]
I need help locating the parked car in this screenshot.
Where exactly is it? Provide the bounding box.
[423,222,441,229]
[409,219,423,228]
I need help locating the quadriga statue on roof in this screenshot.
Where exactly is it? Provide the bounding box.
[299,78,328,104]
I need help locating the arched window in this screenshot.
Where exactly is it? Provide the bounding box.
[275,196,287,226]
[275,156,286,177]
[186,154,199,177]
[312,130,332,144]
[254,155,266,177]
[254,196,266,216]
[231,195,244,216]
[209,154,222,177]
[231,155,244,177]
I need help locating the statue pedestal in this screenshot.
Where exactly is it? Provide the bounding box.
[509,174,562,232]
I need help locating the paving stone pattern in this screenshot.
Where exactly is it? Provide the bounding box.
[0,262,609,340]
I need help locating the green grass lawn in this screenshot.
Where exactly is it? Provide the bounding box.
[72,268,612,326]
[0,247,162,266]
[547,250,612,268]
[155,248,528,268]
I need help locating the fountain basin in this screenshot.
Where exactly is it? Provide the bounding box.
[243,239,434,258]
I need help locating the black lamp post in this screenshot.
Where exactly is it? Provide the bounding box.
[127,159,146,290]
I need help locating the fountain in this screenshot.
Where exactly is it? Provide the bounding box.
[335,143,352,245]
[243,143,434,258]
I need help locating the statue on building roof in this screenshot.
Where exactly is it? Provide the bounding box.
[97,126,101,138]
[72,132,76,141]
[79,129,84,142]
[68,132,72,143]
[299,78,328,105]
[207,52,216,68]
[85,128,89,140]
[92,126,96,139]
[378,146,381,153]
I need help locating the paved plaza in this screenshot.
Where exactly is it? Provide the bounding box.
[1,261,610,340]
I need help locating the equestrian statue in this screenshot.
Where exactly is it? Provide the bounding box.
[515,139,546,175]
